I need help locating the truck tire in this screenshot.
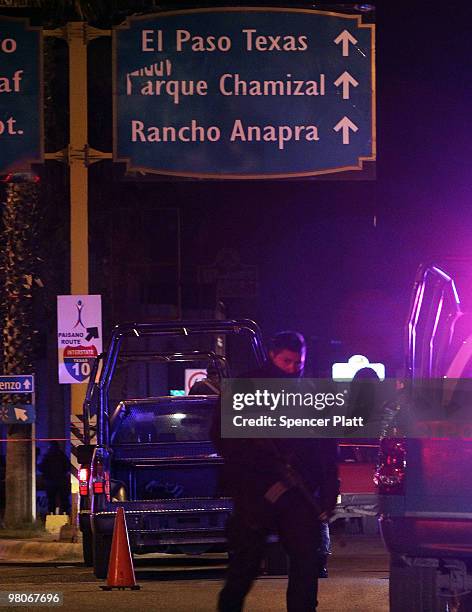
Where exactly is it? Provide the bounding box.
[389,555,442,612]
[93,533,112,579]
[82,528,93,567]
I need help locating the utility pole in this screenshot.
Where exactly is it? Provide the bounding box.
[45,23,111,498]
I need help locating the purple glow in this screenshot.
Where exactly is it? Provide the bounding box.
[429,294,444,376]
[409,280,426,377]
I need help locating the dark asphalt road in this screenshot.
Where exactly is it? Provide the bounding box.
[0,535,389,611]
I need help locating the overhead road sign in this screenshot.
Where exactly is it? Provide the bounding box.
[113,7,375,179]
[0,16,43,174]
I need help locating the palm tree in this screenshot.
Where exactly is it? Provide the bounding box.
[1,177,40,528]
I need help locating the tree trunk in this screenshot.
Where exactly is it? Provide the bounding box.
[1,179,40,528]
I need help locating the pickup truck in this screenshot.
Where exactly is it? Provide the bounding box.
[78,319,266,578]
[376,264,472,611]
[78,318,379,578]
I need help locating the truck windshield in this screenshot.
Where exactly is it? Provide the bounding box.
[112,402,216,444]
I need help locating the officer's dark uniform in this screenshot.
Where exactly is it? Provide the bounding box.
[188,377,220,395]
[189,367,221,396]
[214,361,338,612]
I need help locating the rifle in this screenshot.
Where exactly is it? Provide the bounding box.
[262,440,324,519]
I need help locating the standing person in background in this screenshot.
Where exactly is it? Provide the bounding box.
[214,331,338,611]
[38,441,70,515]
[348,367,382,437]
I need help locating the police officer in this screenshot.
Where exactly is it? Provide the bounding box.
[215,331,338,611]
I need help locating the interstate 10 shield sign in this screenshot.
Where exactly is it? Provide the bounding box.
[57,295,102,384]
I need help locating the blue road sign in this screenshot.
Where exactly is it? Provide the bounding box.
[0,17,43,174]
[114,7,375,179]
[0,374,35,393]
[0,403,35,424]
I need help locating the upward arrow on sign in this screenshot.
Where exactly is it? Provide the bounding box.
[334,117,359,144]
[23,379,31,390]
[334,29,358,57]
[334,71,359,100]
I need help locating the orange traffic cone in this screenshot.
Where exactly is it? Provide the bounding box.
[100,506,140,590]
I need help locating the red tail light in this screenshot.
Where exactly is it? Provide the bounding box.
[91,453,109,497]
[374,438,407,494]
[79,467,89,496]
[93,481,105,494]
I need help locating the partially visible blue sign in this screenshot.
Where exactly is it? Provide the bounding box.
[0,17,43,174]
[114,7,375,179]
[0,374,35,393]
[0,403,35,424]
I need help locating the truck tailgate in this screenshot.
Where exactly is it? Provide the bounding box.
[405,438,472,515]
[339,462,376,494]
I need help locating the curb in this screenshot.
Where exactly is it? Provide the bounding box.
[0,538,82,562]
[0,534,386,563]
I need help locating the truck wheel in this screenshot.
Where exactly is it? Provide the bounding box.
[389,555,442,612]
[93,533,112,579]
[82,528,93,566]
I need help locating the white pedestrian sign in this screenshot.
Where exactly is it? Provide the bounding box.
[57,295,102,384]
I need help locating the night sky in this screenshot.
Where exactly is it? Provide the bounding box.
[3,2,472,377]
